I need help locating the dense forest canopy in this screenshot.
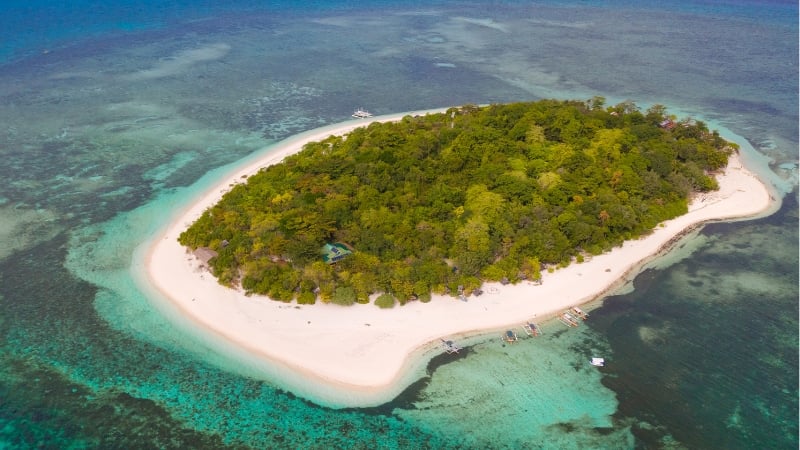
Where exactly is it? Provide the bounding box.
[178,99,733,306]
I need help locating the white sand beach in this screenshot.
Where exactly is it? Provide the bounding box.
[142,110,776,407]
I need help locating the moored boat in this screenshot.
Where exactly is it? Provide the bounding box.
[559,312,579,327]
[441,338,462,354]
[502,329,518,343]
[522,321,540,336]
[352,108,373,118]
[571,306,588,320]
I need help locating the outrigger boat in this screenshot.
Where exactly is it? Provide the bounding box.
[570,306,589,320]
[559,312,580,327]
[441,338,462,354]
[590,357,605,367]
[502,330,518,343]
[565,311,581,325]
[522,321,541,336]
[351,108,373,119]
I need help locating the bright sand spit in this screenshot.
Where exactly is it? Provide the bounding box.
[142,109,776,407]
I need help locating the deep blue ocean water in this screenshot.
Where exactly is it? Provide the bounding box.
[0,1,797,448]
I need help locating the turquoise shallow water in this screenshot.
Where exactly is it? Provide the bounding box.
[0,1,797,448]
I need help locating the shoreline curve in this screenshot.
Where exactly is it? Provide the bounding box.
[139,108,778,408]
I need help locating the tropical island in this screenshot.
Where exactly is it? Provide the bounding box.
[143,102,772,406]
[178,99,733,306]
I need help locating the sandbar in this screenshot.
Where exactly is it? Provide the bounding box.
[142,109,777,407]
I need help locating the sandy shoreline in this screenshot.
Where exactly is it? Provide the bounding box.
[141,110,777,407]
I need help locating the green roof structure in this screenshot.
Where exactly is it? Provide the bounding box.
[321,242,352,264]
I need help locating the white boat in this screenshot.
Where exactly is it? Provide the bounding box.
[502,330,518,343]
[441,339,462,354]
[571,306,588,320]
[522,321,540,336]
[559,312,579,327]
[590,357,605,367]
[352,108,373,119]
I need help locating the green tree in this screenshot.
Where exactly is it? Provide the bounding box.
[374,293,396,309]
[178,100,730,305]
[331,286,357,306]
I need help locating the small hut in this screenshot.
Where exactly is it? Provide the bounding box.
[321,242,352,264]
